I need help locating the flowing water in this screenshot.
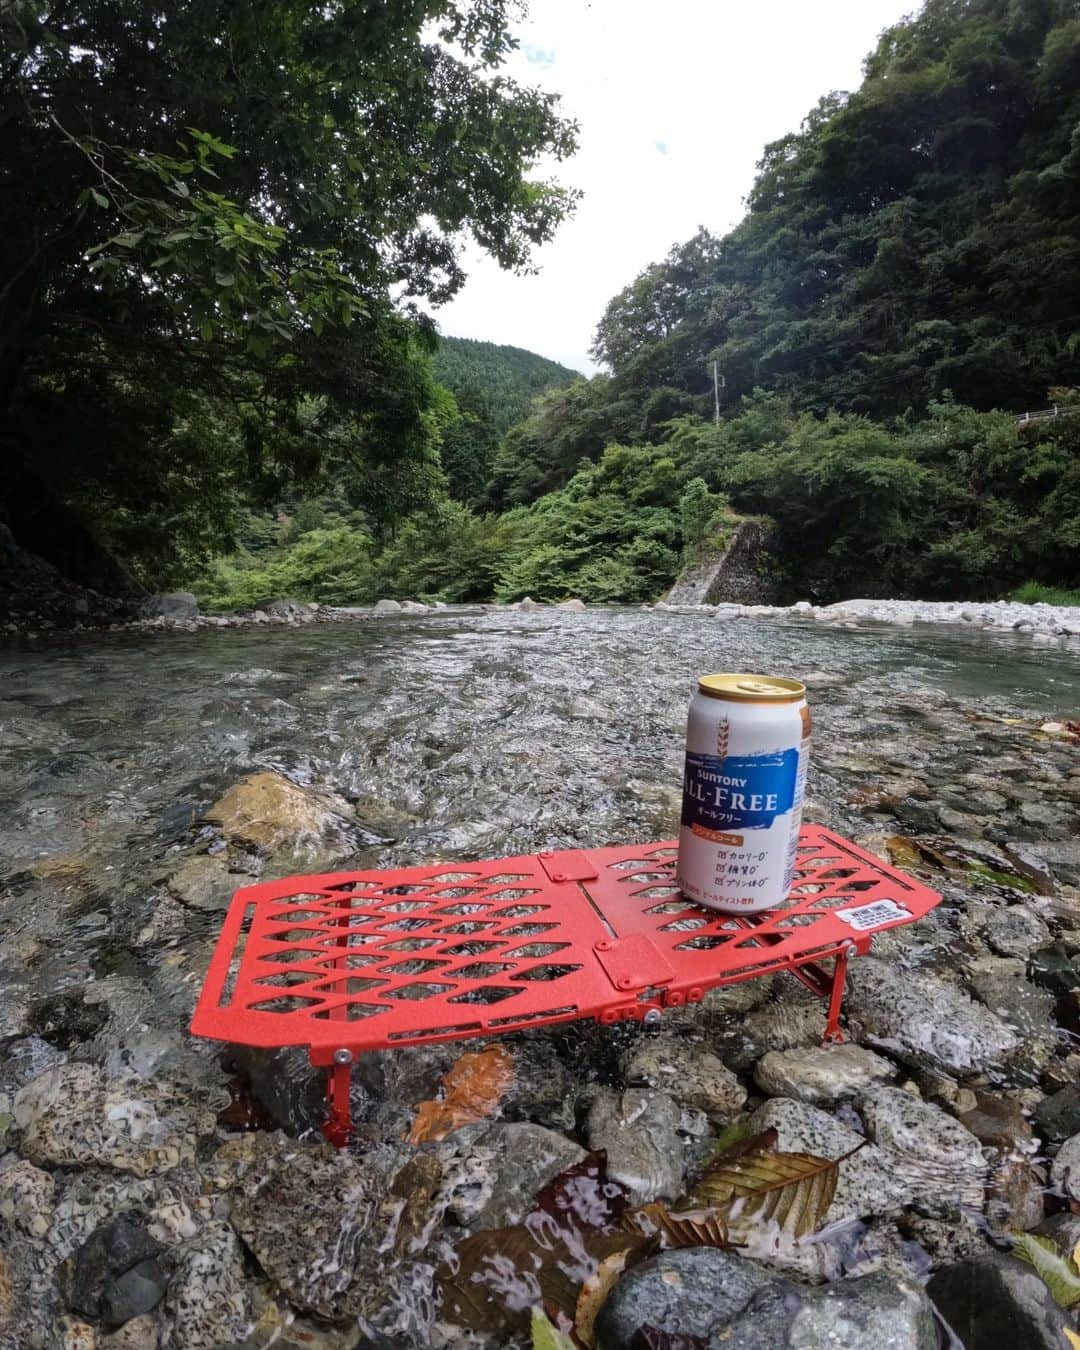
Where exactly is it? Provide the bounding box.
[2,608,1080,1341]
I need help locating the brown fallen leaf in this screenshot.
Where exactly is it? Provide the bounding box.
[575,1243,642,1347]
[686,1137,850,1238]
[621,1202,734,1251]
[407,1042,514,1143]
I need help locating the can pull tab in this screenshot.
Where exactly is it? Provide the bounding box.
[736,680,776,694]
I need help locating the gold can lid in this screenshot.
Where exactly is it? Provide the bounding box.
[697,673,806,703]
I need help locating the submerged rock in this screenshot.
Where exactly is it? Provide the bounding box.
[58,1215,165,1326]
[984,905,1053,958]
[1051,1131,1080,1200]
[845,957,1018,1076]
[623,1035,747,1121]
[436,1121,586,1230]
[594,1248,773,1350]
[720,1270,937,1349]
[587,1088,686,1204]
[857,1085,987,1214]
[162,1221,248,1350]
[203,771,354,856]
[748,1098,910,1222]
[753,1044,895,1103]
[927,1252,1073,1350]
[13,1065,223,1176]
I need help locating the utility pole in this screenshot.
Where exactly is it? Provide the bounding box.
[712,363,725,425]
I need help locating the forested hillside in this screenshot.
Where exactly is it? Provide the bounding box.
[432,338,578,435]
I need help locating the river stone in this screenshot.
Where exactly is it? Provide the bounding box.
[844,956,1018,1076]
[587,1088,685,1203]
[223,1131,396,1320]
[436,1122,587,1230]
[164,853,237,912]
[99,1315,159,1349]
[263,598,305,618]
[162,1221,248,1350]
[593,1249,774,1349]
[1035,1084,1080,1142]
[957,1092,1034,1152]
[518,595,541,610]
[927,1252,1073,1350]
[398,600,429,613]
[556,597,586,610]
[857,1085,986,1213]
[13,1065,222,1176]
[623,1036,747,1121]
[748,1098,910,1221]
[59,1215,165,1325]
[716,1270,937,1349]
[0,1157,56,1238]
[204,771,353,855]
[964,955,1058,1061]
[373,598,402,612]
[1051,1131,1080,1200]
[710,986,828,1071]
[984,906,1053,957]
[753,1045,895,1103]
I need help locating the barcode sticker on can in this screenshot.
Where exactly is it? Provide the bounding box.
[835,899,911,931]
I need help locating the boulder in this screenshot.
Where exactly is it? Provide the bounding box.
[556,598,586,610]
[845,957,1018,1076]
[927,1252,1073,1350]
[519,596,542,610]
[718,1270,937,1349]
[753,1044,895,1103]
[372,598,402,613]
[594,1249,773,1350]
[398,600,430,613]
[140,592,198,621]
[203,771,353,856]
[262,598,306,619]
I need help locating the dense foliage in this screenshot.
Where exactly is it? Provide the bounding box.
[591,0,1080,421]
[430,337,578,504]
[0,0,576,583]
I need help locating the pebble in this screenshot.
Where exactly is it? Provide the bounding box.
[753,1044,896,1103]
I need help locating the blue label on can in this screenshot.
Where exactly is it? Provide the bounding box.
[682,749,799,833]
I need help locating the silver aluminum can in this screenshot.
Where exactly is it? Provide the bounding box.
[676,674,810,914]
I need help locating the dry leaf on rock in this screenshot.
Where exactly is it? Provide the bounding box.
[621,1203,733,1251]
[407,1043,513,1143]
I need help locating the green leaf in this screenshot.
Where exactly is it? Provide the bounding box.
[90,189,108,208]
[1010,1233,1080,1308]
[531,1308,576,1350]
[215,272,236,288]
[199,319,213,341]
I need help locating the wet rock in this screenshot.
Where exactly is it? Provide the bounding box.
[1034,1082,1080,1141]
[13,1065,223,1176]
[709,986,827,1071]
[0,1157,55,1238]
[1036,1209,1080,1252]
[29,989,110,1051]
[623,1036,747,1121]
[987,1157,1047,1232]
[373,598,401,613]
[46,1317,100,1349]
[100,1315,159,1349]
[748,1098,910,1221]
[927,1252,1073,1350]
[1028,944,1080,996]
[59,1216,165,1326]
[984,906,1053,957]
[753,1044,895,1103]
[957,1091,1034,1153]
[263,598,306,619]
[518,595,541,610]
[718,1270,937,1349]
[162,1222,248,1350]
[398,600,430,613]
[594,1248,774,1349]
[1051,1131,1080,1200]
[204,771,354,856]
[556,598,586,610]
[845,956,1018,1076]
[141,593,198,621]
[587,1088,685,1203]
[222,1132,395,1320]
[163,854,238,913]
[857,1085,986,1214]
[437,1121,586,1230]
[965,955,1058,1063]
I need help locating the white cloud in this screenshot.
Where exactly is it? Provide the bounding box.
[431,0,915,373]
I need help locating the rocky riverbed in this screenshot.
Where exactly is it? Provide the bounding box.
[2,607,1080,1348]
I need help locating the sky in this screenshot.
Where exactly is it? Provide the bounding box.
[433,0,916,373]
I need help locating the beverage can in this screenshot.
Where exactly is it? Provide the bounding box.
[675,673,810,913]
